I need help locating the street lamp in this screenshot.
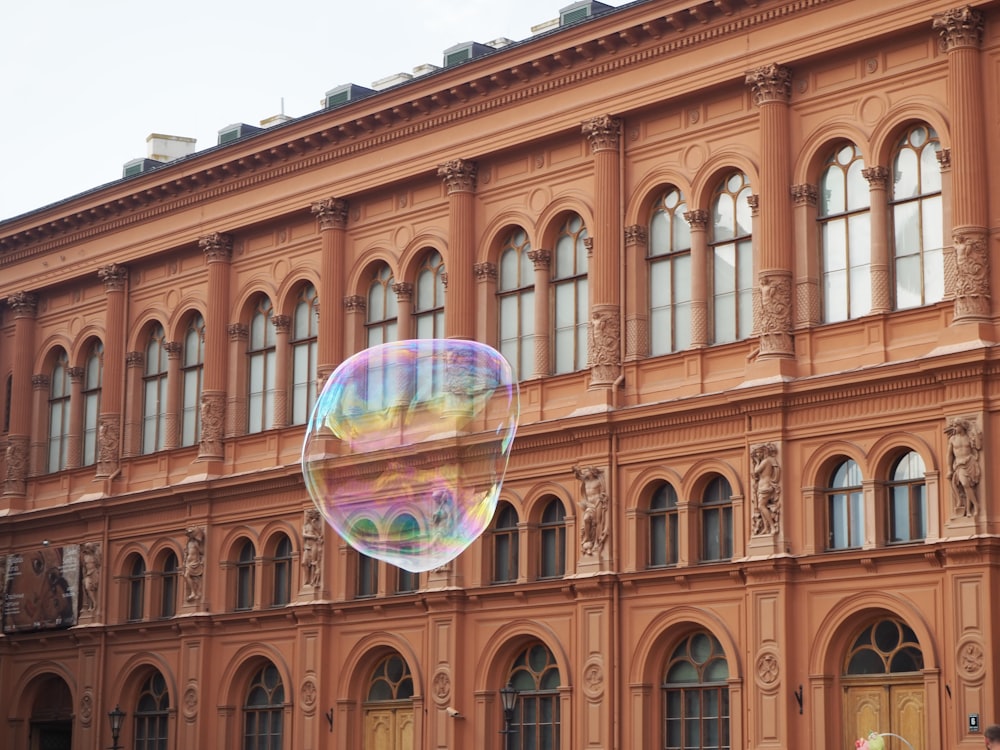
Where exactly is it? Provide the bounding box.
[499,682,518,743]
[107,704,125,750]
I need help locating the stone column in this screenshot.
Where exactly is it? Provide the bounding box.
[198,232,232,462]
[473,262,497,345]
[393,283,414,340]
[746,64,794,358]
[582,115,623,387]
[29,374,49,475]
[3,292,37,501]
[528,249,551,377]
[344,295,367,355]
[163,341,182,449]
[684,210,710,348]
[312,198,349,383]
[438,159,477,340]
[791,185,821,327]
[861,167,892,314]
[271,314,291,428]
[932,6,989,322]
[97,264,127,478]
[623,225,648,360]
[65,367,85,469]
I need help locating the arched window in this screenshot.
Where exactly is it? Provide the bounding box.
[414,250,446,339]
[820,143,871,322]
[498,229,535,380]
[291,284,319,425]
[160,551,178,619]
[366,653,415,749]
[367,264,398,347]
[248,298,276,434]
[368,653,414,701]
[710,172,753,344]
[701,476,733,562]
[272,535,292,607]
[827,459,864,550]
[492,502,520,584]
[134,671,169,750]
[887,451,926,544]
[507,643,561,750]
[663,631,730,750]
[128,555,146,622]
[649,483,679,568]
[47,349,70,472]
[649,187,692,355]
[82,341,103,466]
[891,124,943,310]
[236,540,256,611]
[539,499,566,579]
[142,324,169,454]
[355,519,379,598]
[552,214,589,374]
[845,618,923,676]
[243,664,284,750]
[389,513,419,594]
[181,314,205,447]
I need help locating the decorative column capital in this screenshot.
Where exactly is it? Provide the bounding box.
[683,209,709,230]
[392,282,414,302]
[164,341,183,359]
[474,262,497,282]
[32,374,50,390]
[791,184,818,205]
[271,314,292,334]
[746,63,792,105]
[126,351,144,369]
[199,232,233,262]
[227,323,249,341]
[862,166,890,190]
[344,295,367,313]
[624,225,648,246]
[97,264,128,291]
[937,148,952,171]
[582,115,622,152]
[933,6,983,51]
[528,249,552,270]
[437,159,478,193]
[7,291,38,317]
[311,197,349,230]
[747,194,760,216]
[67,366,85,382]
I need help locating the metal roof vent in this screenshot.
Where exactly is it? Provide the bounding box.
[442,41,493,68]
[217,123,263,146]
[323,83,377,109]
[559,0,612,26]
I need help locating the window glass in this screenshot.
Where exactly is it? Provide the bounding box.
[650,188,692,355]
[710,173,752,344]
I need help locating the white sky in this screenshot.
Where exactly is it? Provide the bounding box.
[0,0,619,222]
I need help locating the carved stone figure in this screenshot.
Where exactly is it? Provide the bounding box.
[183,526,206,603]
[574,465,609,556]
[301,509,324,588]
[199,394,224,457]
[750,443,781,536]
[946,417,982,517]
[81,542,102,611]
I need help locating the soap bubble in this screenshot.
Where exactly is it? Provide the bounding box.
[302,339,519,573]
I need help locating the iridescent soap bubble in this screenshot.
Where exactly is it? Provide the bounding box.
[302,339,519,573]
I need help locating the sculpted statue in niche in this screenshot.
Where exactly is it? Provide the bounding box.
[81,542,102,611]
[574,465,609,556]
[945,417,982,517]
[183,526,206,603]
[750,443,781,536]
[302,509,324,587]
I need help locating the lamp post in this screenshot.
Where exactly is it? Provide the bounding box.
[499,682,518,748]
[107,704,125,750]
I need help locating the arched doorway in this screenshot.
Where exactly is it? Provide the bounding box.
[29,675,73,750]
[842,617,925,750]
[363,652,414,750]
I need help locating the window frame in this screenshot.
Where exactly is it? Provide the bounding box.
[498,229,536,381]
[551,214,589,374]
[709,172,753,345]
[700,476,733,562]
[649,187,693,355]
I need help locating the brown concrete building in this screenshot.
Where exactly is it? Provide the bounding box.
[1,0,999,748]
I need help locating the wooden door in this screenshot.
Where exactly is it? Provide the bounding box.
[844,683,924,750]
[364,707,414,750]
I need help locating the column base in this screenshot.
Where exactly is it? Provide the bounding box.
[932,320,996,354]
[742,355,797,386]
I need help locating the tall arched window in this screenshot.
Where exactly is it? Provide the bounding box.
[507,643,561,750]
[498,229,535,380]
[888,451,926,544]
[710,172,753,344]
[820,143,871,322]
[160,551,178,619]
[47,350,70,472]
[367,264,398,347]
[539,499,566,579]
[142,324,169,454]
[291,284,319,425]
[552,214,589,374]
[236,540,256,611]
[134,671,169,750]
[663,631,730,750]
[414,250,446,339]
[272,535,292,607]
[701,476,733,562]
[82,341,103,466]
[390,514,419,594]
[243,664,284,750]
[181,314,204,447]
[248,298,276,434]
[128,555,146,622]
[649,187,692,355]
[492,502,520,584]
[649,483,679,568]
[355,518,379,598]
[828,459,864,550]
[891,124,943,310]
[366,653,415,749]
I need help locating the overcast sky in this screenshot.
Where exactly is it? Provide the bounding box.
[1,0,620,222]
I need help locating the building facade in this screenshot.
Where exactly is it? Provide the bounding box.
[1,1,999,748]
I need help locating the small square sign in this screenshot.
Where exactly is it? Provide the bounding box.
[969,714,980,733]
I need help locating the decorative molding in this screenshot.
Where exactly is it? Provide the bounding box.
[437,159,478,193]
[7,290,38,316]
[683,209,708,230]
[311,197,349,230]
[932,6,983,51]
[271,314,292,333]
[746,63,792,105]
[582,114,622,152]
[473,262,497,282]
[528,248,551,270]
[953,231,990,319]
[624,224,648,246]
[392,281,413,301]
[97,263,128,291]
[198,232,233,262]
[791,184,817,205]
[126,350,145,368]
[344,295,366,313]
[861,166,889,190]
[227,323,249,341]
